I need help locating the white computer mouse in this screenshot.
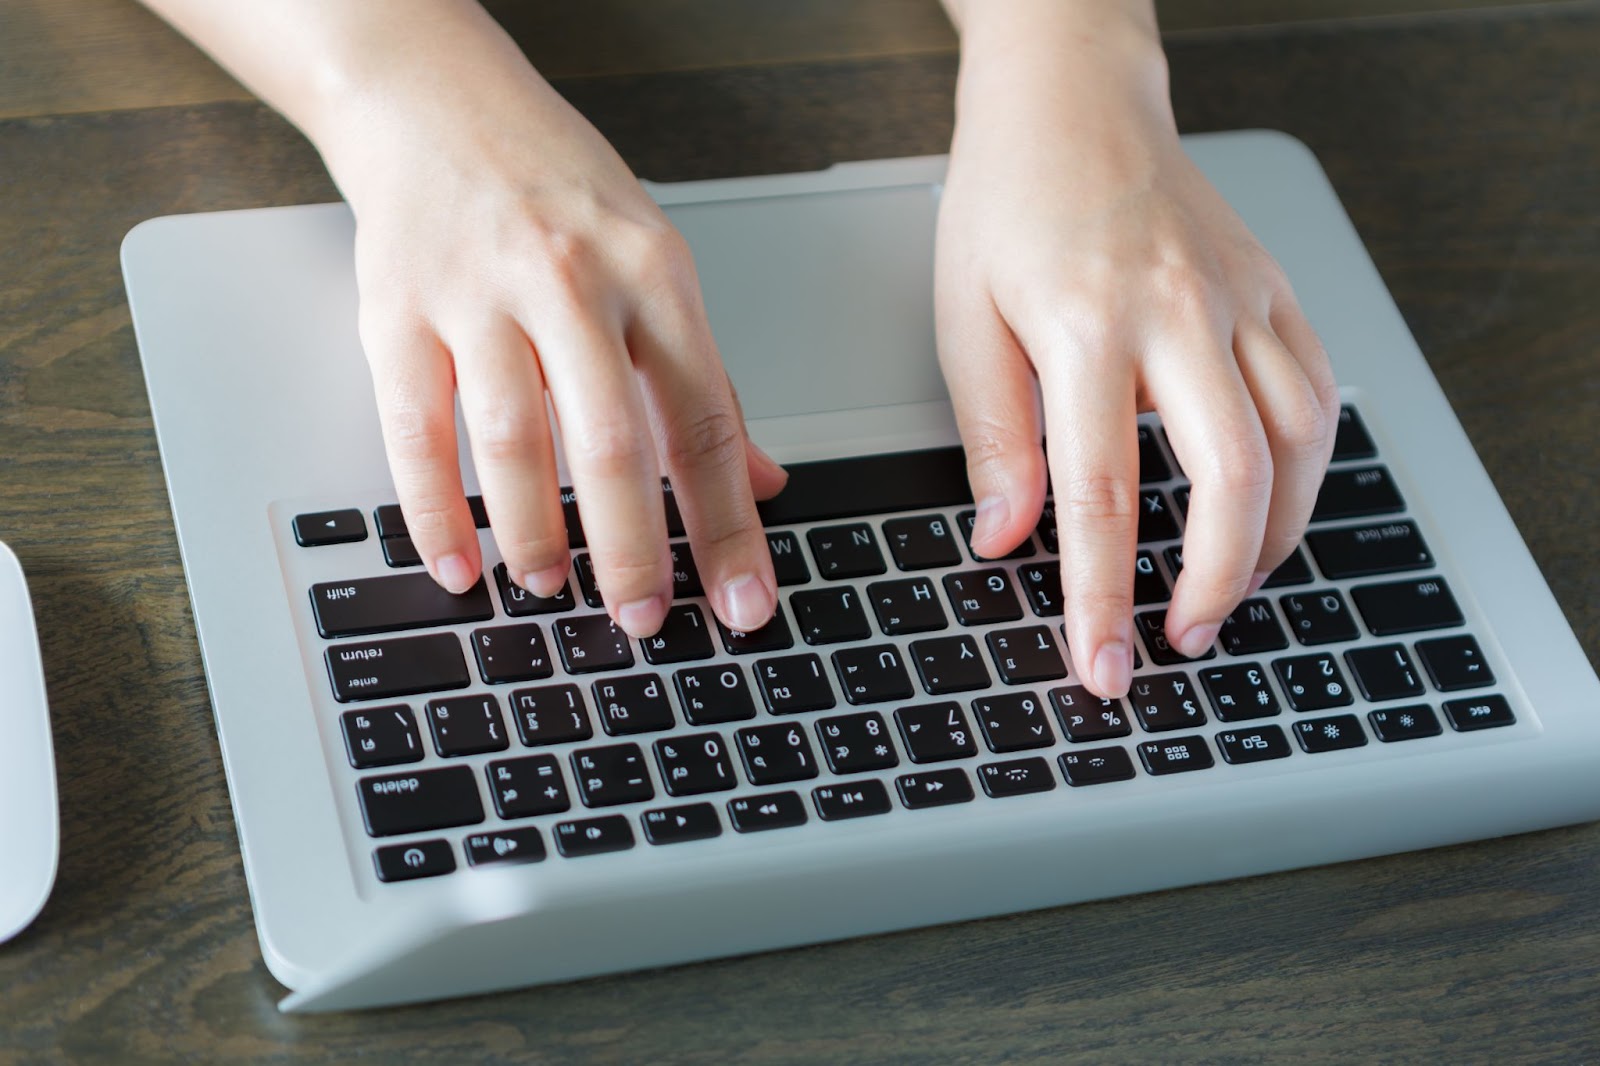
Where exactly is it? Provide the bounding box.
[0,540,56,943]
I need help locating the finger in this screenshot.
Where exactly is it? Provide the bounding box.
[935,293,1048,559]
[1147,334,1273,657]
[449,316,571,599]
[1035,341,1139,700]
[533,307,672,638]
[725,370,788,501]
[633,307,780,633]
[360,312,481,594]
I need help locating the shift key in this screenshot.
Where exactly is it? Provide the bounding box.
[327,632,471,702]
[312,572,494,638]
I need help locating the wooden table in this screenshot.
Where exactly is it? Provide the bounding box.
[2,4,1597,1061]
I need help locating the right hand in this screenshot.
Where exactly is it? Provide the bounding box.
[324,42,785,638]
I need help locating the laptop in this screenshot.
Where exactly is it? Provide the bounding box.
[120,131,1600,1011]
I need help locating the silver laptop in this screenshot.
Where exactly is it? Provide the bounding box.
[120,131,1600,1012]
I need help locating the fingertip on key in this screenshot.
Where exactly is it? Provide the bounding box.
[1175,621,1221,660]
[615,595,668,639]
[522,563,571,600]
[720,573,775,633]
[1092,640,1133,700]
[435,552,479,596]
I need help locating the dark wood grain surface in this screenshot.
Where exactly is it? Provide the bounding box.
[2,5,1597,1062]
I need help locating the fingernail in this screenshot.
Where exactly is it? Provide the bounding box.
[523,563,570,600]
[721,573,775,633]
[971,495,1009,550]
[1178,621,1221,659]
[1092,641,1133,698]
[615,595,667,639]
[435,553,477,595]
[1245,569,1271,597]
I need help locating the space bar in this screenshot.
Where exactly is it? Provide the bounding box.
[755,446,971,526]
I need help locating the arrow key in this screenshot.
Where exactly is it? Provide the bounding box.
[641,802,722,845]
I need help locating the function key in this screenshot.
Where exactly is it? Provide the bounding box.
[956,510,1035,561]
[978,757,1056,797]
[896,768,975,809]
[1368,705,1443,742]
[652,732,738,796]
[765,531,812,586]
[1331,405,1378,461]
[425,695,510,757]
[1292,714,1368,753]
[883,514,963,570]
[639,604,716,665]
[1280,590,1361,646]
[326,633,471,703]
[294,508,368,547]
[1312,466,1405,522]
[813,780,893,821]
[1351,577,1464,636]
[382,536,423,568]
[1442,695,1516,732]
[896,702,979,763]
[1138,424,1172,482]
[1214,725,1292,764]
[944,569,1024,626]
[472,623,554,685]
[674,663,758,725]
[465,827,547,867]
[790,587,872,645]
[1199,663,1282,722]
[374,839,455,882]
[554,815,635,857]
[1058,746,1137,786]
[973,692,1055,752]
[1272,653,1355,713]
[357,766,485,837]
[716,606,795,655]
[728,791,808,832]
[735,723,819,785]
[1416,634,1496,691]
[592,674,676,735]
[1129,672,1207,733]
[755,653,837,714]
[494,563,576,617]
[831,644,914,706]
[1137,490,1180,543]
[1050,685,1132,743]
[868,577,949,634]
[1306,521,1433,580]
[341,705,424,769]
[1136,735,1215,775]
[909,635,991,694]
[816,711,900,773]
[508,683,594,746]
[312,573,494,639]
[641,803,722,845]
[1261,548,1315,589]
[486,754,571,818]
[554,614,636,673]
[1219,598,1289,656]
[807,523,887,580]
[1345,644,1425,702]
[570,743,655,807]
[1135,610,1217,665]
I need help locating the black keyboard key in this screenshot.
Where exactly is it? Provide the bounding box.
[1129,672,1207,733]
[883,514,963,570]
[1138,490,1180,543]
[667,542,702,599]
[1018,561,1064,617]
[653,732,738,796]
[909,635,991,694]
[831,644,914,705]
[425,695,510,757]
[1137,735,1215,775]
[1200,663,1282,722]
[1058,746,1138,786]
[493,563,576,616]
[1368,705,1443,742]
[817,712,900,773]
[558,487,585,549]
[1351,577,1464,636]
[1346,644,1425,702]
[986,626,1068,685]
[486,754,571,818]
[639,603,715,665]
[896,702,979,763]
[1442,695,1516,732]
[766,531,811,586]
[327,633,471,703]
[868,577,949,634]
[342,706,424,769]
[957,510,1035,561]
[1416,634,1495,691]
[294,508,367,547]
[554,614,635,673]
[896,768,974,809]
[755,653,837,714]
[661,482,686,538]
[1135,610,1217,664]
[1281,590,1361,646]
[571,743,654,807]
[465,495,491,529]
[972,692,1055,752]
[1293,714,1368,753]
[312,572,494,639]
[593,674,676,735]
[978,757,1056,797]
[813,780,893,821]
[1313,465,1405,522]
[1035,502,1059,554]
[382,535,423,568]
[358,766,484,837]
[1272,653,1355,712]
[1219,598,1289,655]
[716,606,795,655]
[1172,485,1190,517]
[1331,405,1377,461]
[807,523,887,580]
[790,586,872,645]
[554,815,634,857]
[465,827,546,867]
[509,684,594,746]
[1138,424,1172,483]
[1051,685,1133,743]
[641,803,722,845]
[373,839,455,882]
[1134,551,1171,606]
[1214,725,1292,764]
[1307,521,1433,580]
[573,554,605,608]
[945,569,1024,626]
[735,723,819,785]
[472,623,554,685]
[674,664,758,725]
[1261,548,1315,589]
[373,503,408,539]
[728,791,808,833]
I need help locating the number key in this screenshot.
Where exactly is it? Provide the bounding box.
[735,723,819,785]
[1050,685,1132,743]
[895,702,978,763]
[815,712,899,774]
[653,733,738,796]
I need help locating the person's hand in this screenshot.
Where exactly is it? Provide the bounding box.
[320,15,785,637]
[936,2,1339,698]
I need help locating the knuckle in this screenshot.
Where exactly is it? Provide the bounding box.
[1059,475,1138,531]
[594,552,668,597]
[663,407,744,472]
[398,493,461,539]
[629,223,694,278]
[567,422,650,478]
[1196,430,1273,498]
[382,403,455,465]
[470,403,545,466]
[497,531,570,572]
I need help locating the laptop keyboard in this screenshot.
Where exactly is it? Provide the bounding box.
[281,404,1518,882]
